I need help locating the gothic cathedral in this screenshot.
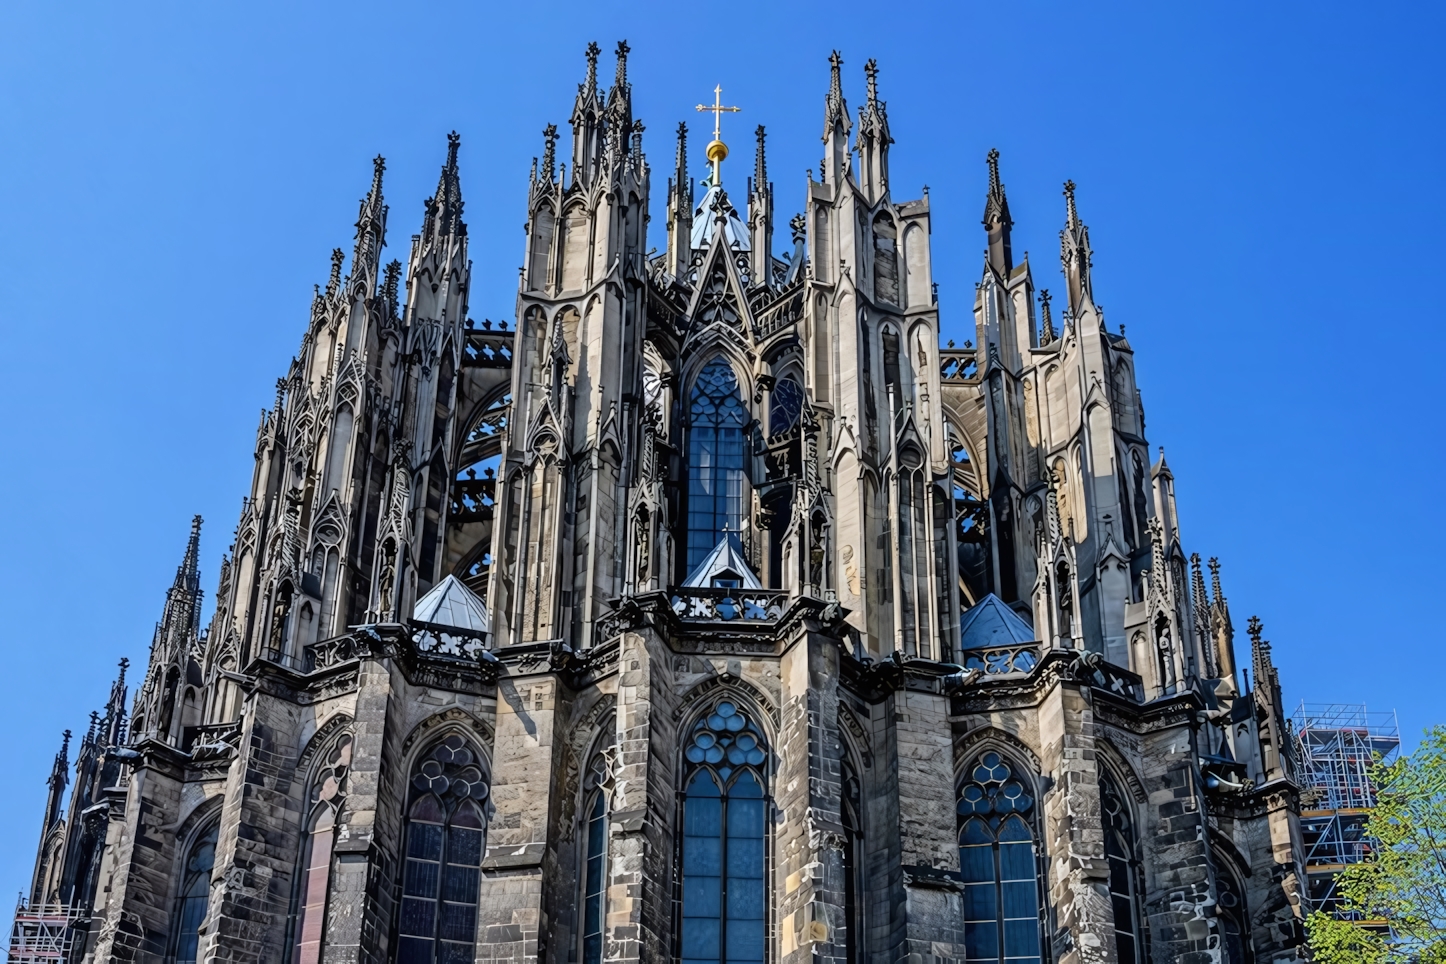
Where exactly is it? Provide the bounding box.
[17,44,1308,964]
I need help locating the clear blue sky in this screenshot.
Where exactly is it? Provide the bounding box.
[1,0,1440,908]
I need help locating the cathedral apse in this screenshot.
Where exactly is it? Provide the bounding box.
[14,42,1307,964]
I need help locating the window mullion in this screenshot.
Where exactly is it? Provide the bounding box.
[720,791,729,964]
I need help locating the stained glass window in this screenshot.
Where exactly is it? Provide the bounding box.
[687,359,750,573]
[171,822,217,964]
[396,736,489,964]
[1100,771,1144,963]
[581,792,607,964]
[957,752,1042,964]
[680,701,769,964]
[769,377,804,436]
[840,755,864,964]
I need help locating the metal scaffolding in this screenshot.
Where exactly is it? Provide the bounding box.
[6,899,87,964]
[1291,702,1401,917]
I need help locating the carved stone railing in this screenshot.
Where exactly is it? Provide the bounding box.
[961,643,1040,677]
[670,588,788,623]
[410,620,492,661]
[463,320,515,369]
[305,635,359,672]
[451,469,496,523]
[939,347,979,382]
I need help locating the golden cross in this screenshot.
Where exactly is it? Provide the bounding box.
[696,85,741,142]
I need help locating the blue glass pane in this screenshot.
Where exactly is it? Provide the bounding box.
[683,875,721,916]
[725,917,766,962]
[963,882,998,922]
[584,887,602,932]
[688,771,722,797]
[964,920,1000,961]
[960,842,994,883]
[730,771,764,798]
[439,901,477,942]
[399,895,437,936]
[999,841,1034,881]
[726,876,765,919]
[404,859,441,899]
[684,835,722,876]
[174,895,206,964]
[727,799,765,839]
[1003,918,1040,957]
[682,917,721,959]
[408,822,444,861]
[583,933,603,964]
[999,815,1031,842]
[449,826,483,866]
[960,816,991,844]
[726,837,764,876]
[686,795,722,836]
[441,864,479,903]
[1001,880,1037,919]
[586,853,605,894]
[396,936,433,964]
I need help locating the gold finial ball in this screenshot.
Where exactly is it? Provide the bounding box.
[705,139,728,163]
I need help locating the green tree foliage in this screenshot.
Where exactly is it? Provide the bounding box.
[1307,726,1446,963]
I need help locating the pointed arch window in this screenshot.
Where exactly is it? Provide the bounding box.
[957,752,1043,964]
[768,376,804,436]
[170,822,218,964]
[1215,860,1252,964]
[1099,770,1145,964]
[290,733,353,964]
[679,700,769,964]
[579,749,614,964]
[840,755,865,964]
[687,359,751,573]
[396,736,490,964]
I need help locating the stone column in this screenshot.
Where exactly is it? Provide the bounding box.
[889,679,965,964]
[322,656,405,964]
[475,663,560,964]
[1039,680,1116,964]
[605,629,677,964]
[1138,719,1216,961]
[84,746,187,964]
[776,630,846,964]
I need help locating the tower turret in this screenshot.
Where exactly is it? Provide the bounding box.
[666,122,693,279]
[983,148,1012,277]
[1060,179,1094,316]
[821,51,852,188]
[857,59,891,202]
[748,125,773,283]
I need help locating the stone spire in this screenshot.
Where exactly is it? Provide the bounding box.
[667,121,693,278]
[1038,289,1056,345]
[1060,179,1094,315]
[571,42,606,184]
[422,132,465,241]
[539,124,559,186]
[821,51,852,188]
[1189,553,1218,678]
[748,125,773,283]
[857,59,891,201]
[606,40,632,133]
[1209,557,1236,682]
[351,155,388,285]
[983,149,1013,277]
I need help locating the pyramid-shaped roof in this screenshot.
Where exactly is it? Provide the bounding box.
[682,535,762,590]
[412,574,490,633]
[959,594,1035,650]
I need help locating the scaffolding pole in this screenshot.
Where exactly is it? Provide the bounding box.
[1291,702,1400,918]
[6,898,87,964]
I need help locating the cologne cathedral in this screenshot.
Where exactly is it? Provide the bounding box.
[15,43,1308,964]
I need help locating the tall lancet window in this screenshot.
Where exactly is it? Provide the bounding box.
[579,749,614,964]
[1100,770,1145,964]
[170,822,218,964]
[679,700,769,964]
[290,734,353,964]
[396,736,490,964]
[957,752,1043,964]
[686,359,751,573]
[840,754,865,964]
